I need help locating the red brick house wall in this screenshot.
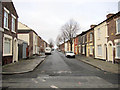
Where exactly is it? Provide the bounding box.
[2,2,18,65]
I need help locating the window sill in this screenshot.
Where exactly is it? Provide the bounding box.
[3,53,12,56]
[90,53,93,55]
[105,36,109,38]
[89,40,92,42]
[115,33,120,36]
[4,27,9,30]
[12,31,16,33]
[115,57,120,59]
[0,27,4,32]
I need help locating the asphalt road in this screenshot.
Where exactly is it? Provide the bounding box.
[2,50,119,89]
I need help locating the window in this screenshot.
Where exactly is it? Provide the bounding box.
[90,32,93,41]
[98,45,102,56]
[4,38,11,54]
[116,18,120,34]
[116,42,120,58]
[90,45,93,54]
[11,16,16,32]
[79,46,81,53]
[83,36,85,43]
[98,28,100,39]
[82,46,85,54]
[4,10,9,29]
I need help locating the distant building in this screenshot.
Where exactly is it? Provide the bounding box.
[18,22,40,57]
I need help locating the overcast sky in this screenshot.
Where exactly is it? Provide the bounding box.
[12,0,119,46]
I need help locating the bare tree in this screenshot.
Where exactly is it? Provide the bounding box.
[56,34,63,49]
[61,19,80,51]
[48,39,54,48]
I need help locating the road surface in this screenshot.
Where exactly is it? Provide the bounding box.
[2,50,119,89]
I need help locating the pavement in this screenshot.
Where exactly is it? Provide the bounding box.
[75,54,120,74]
[2,54,46,75]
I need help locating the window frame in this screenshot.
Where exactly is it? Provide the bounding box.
[97,45,102,56]
[11,14,16,33]
[90,45,93,54]
[90,32,93,41]
[97,28,100,39]
[82,45,85,54]
[3,34,12,56]
[4,7,9,30]
[116,42,120,59]
[116,18,120,35]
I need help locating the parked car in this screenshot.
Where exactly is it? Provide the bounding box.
[45,47,52,55]
[65,51,75,58]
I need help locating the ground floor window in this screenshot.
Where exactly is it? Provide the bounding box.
[82,46,85,54]
[4,38,12,55]
[116,42,120,58]
[79,46,81,53]
[90,45,93,54]
[97,45,102,56]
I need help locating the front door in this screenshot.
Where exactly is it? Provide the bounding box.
[108,44,113,62]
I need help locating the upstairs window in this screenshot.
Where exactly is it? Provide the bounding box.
[90,32,93,41]
[83,36,85,43]
[116,18,120,34]
[90,45,93,54]
[11,15,16,32]
[97,28,101,39]
[4,8,9,29]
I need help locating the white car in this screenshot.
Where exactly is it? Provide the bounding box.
[65,51,75,58]
[45,47,52,55]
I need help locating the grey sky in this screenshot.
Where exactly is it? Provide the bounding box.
[12,0,119,45]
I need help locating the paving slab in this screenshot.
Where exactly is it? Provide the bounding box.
[2,55,46,75]
[76,55,120,74]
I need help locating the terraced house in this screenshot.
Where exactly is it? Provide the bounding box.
[1,1,18,65]
[94,19,108,61]
[18,22,40,57]
[106,12,120,63]
[86,25,96,57]
[81,31,87,56]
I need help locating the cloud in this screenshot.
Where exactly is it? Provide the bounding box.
[13,0,118,45]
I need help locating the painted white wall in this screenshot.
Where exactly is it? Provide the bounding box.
[18,34,29,45]
[13,38,18,63]
[33,32,38,54]
[18,22,31,30]
[94,22,108,60]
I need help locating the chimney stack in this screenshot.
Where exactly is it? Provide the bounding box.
[90,25,97,28]
[106,13,114,19]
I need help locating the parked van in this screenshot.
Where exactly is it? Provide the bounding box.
[45,47,52,55]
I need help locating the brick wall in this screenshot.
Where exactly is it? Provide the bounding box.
[2,2,18,65]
